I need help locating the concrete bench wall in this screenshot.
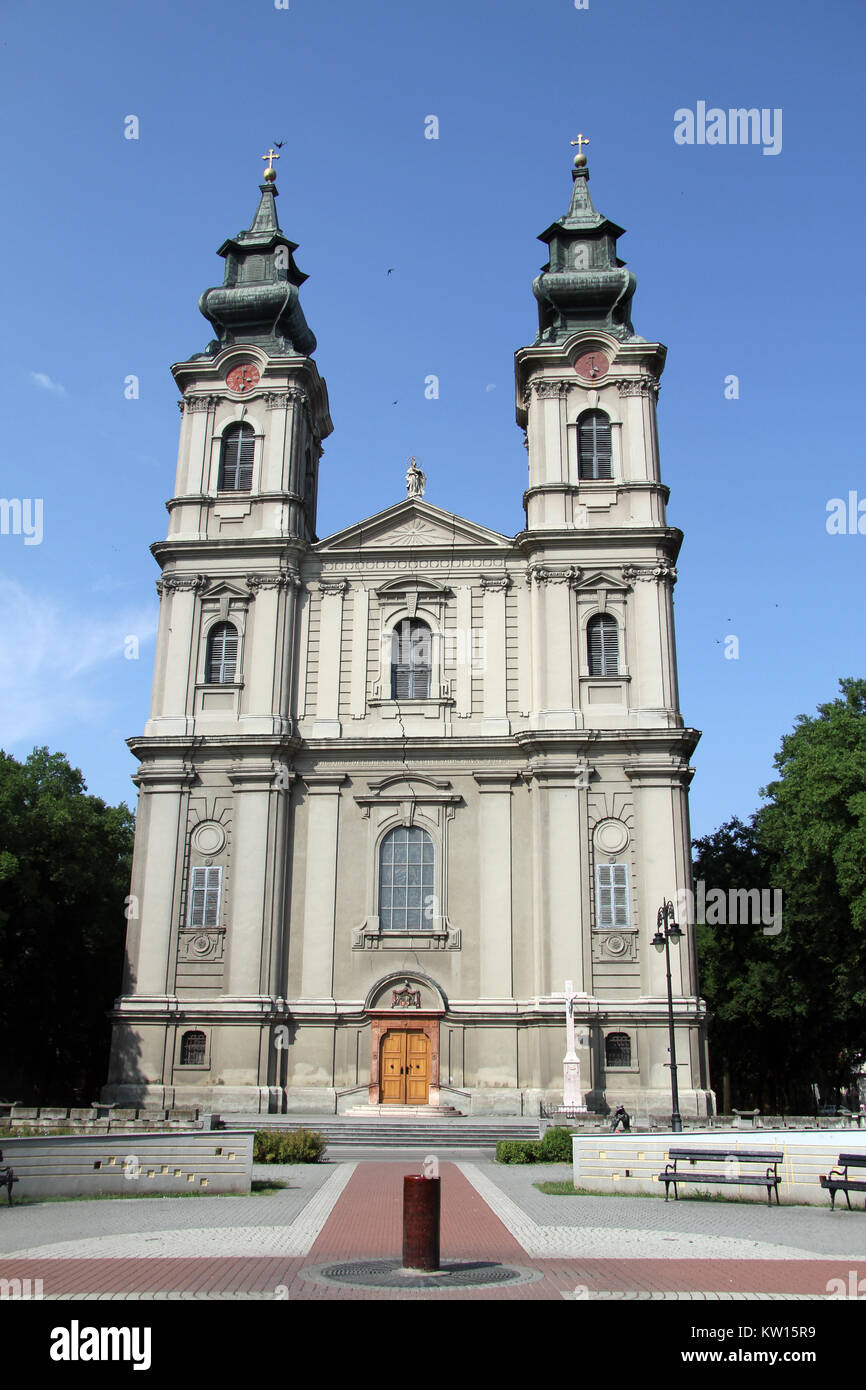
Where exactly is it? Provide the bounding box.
[0,1132,253,1198]
[572,1130,866,1206]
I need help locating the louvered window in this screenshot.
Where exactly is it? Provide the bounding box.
[205,622,238,684]
[391,619,432,699]
[180,1030,207,1066]
[188,867,221,927]
[605,1032,632,1067]
[378,826,435,932]
[578,411,612,480]
[218,423,255,490]
[596,863,629,930]
[587,613,619,676]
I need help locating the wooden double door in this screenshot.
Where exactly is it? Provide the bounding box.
[380,1030,430,1105]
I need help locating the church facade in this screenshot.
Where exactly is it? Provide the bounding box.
[105,149,713,1118]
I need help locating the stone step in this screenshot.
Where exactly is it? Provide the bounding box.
[341,1105,463,1118]
[220,1115,543,1145]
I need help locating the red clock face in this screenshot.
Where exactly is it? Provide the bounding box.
[574,350,609,382]
[226,362,260,393]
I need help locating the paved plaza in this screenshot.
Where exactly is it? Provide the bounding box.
[2,1158,865,1300]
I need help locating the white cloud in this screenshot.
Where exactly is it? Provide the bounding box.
[30,371,67,395]
[0,579,158,745]
[485,383,497,392]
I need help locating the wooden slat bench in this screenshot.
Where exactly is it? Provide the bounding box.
[820,1154,866,1210]
[0,1149,18,1207]
[660,1148,783,1206]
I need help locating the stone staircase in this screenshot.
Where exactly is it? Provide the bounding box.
[217,1111,542,1147]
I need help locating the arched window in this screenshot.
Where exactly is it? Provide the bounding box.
[391,619,432,699]
[578,410,612,480]
[180,1030,207,1066]
[587,613,619,675]
[378,826,435,932]
[218,423,255,491]
[205,622,238,684]
[605,1032,632,1068]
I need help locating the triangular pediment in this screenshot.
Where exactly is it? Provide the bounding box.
[576,569,629,592]
[202,578,250,599]
[316,499,511,554]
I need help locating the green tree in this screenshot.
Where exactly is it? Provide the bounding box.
[0,747,134,1104]
[695,680,866,1113]
[693,817,779,1112]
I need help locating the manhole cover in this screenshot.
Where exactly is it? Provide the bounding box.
[303,1259,540,1291]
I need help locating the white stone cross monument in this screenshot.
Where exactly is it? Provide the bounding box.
[554,980,588,1113]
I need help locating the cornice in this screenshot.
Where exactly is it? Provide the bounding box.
[164,490,306,513]
[624,759,696,787]
[514,526,684,563]
[109,994,707,1026]
[131,761,197,792]
[521,480,671,503]
[289,725,701,768]
[151,538,311,565]
[126,733,301,762]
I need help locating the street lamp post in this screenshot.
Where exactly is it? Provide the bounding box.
[652,899,684,1134]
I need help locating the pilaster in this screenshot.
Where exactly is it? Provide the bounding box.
[298,774,346,997]
[225,762,280,995]
[311,581,346,736]
[127,761,196,995]
[473,771,518,995]
[480,575,510,735]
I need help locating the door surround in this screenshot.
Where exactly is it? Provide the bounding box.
[367,1014,441,1106]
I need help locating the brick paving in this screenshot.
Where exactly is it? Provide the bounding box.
[2,1159,864,1300]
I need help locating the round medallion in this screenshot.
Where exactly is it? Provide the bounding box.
[606,934,628,956]
[574,350,610,382]
[593,818,629,855]
[191,821,226,856]
[225,362,260,393]
[190,934,213,957]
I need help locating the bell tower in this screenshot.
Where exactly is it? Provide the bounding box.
[106,156,332,1109]
[514,143,708,1117]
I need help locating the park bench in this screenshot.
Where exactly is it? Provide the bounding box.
[820,1154,866,1210]
[0,1150,18,1207]
[659,1148,783,1206]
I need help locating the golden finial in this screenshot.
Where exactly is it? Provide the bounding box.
[261,147,280,182]
[570,133,590,167]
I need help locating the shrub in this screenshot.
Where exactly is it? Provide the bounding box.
[253,1128,327,1164]
[539,1126,574,1163]
[495,1139,543,1164]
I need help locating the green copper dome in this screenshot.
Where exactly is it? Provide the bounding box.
[533,157,637,343]
[198,178,317,357]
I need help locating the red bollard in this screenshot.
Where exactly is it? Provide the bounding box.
[402,1174,440,1270]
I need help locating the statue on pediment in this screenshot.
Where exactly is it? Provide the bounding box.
[406,457,426,499]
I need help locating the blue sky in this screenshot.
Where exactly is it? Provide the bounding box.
[0,0,863,838]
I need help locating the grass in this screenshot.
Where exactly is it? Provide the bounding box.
[6,1179,290,1207]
